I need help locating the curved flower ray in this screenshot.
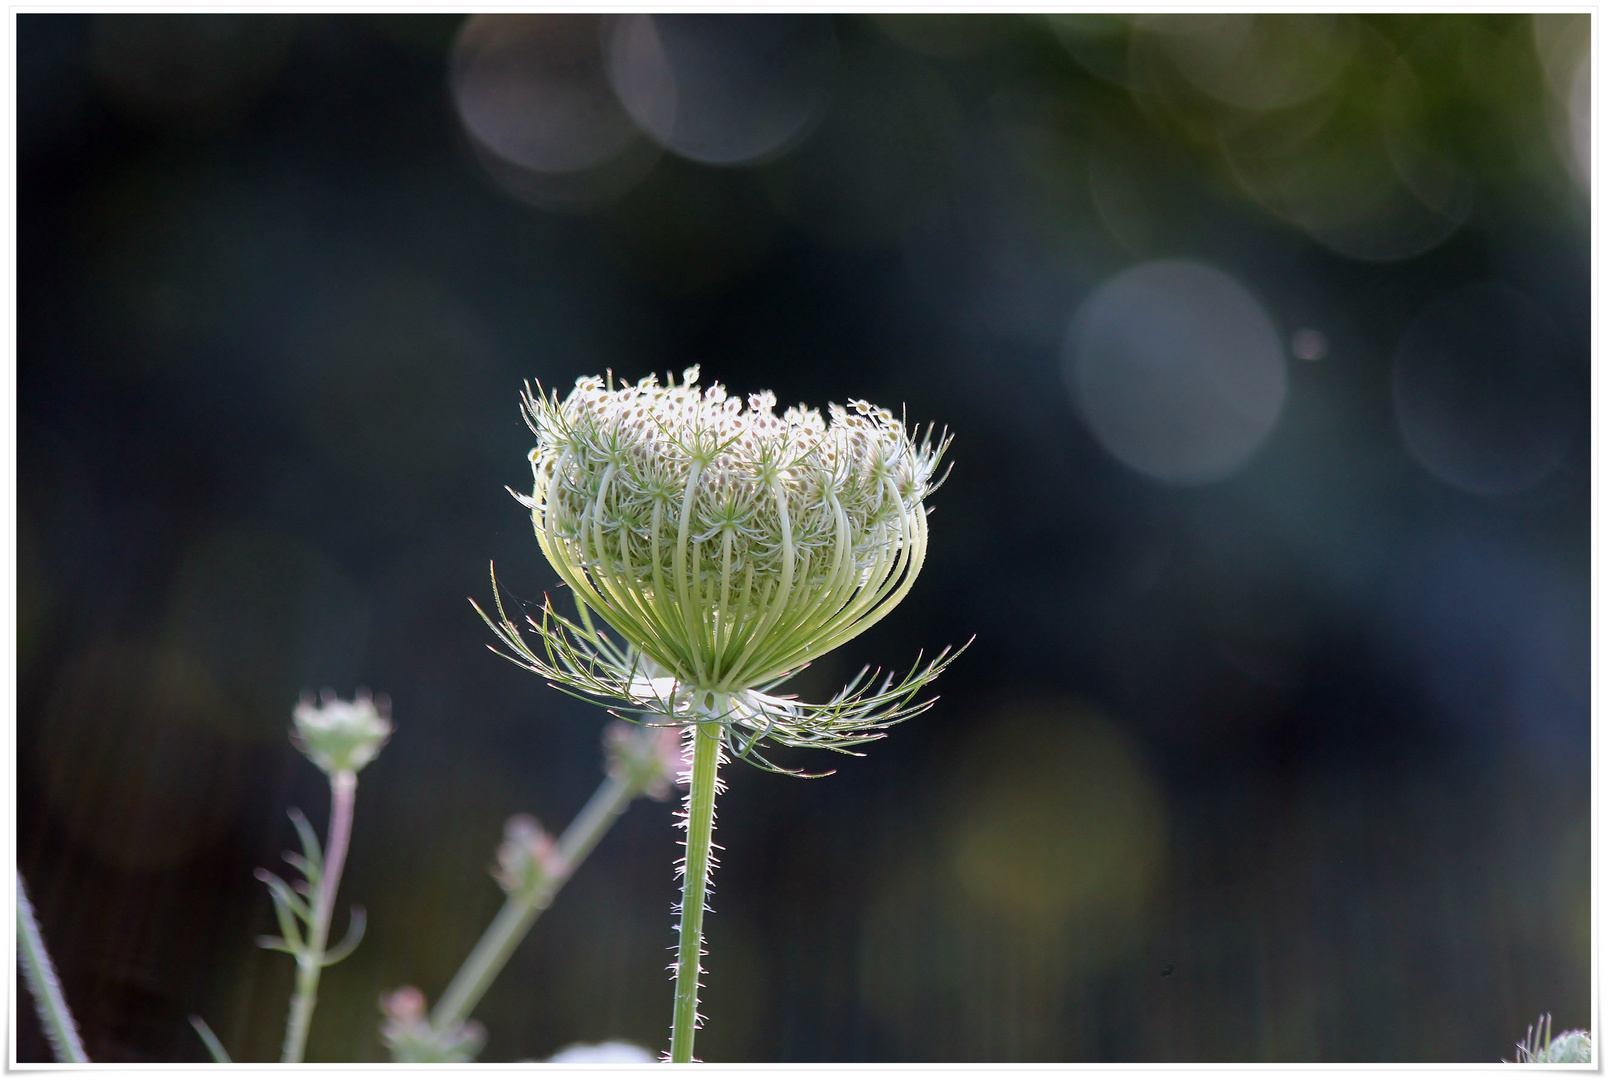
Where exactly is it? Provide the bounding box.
[473,569,964,774]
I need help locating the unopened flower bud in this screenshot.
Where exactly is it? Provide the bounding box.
[291,689,393,776]
[379,986,426,1027]
[483,370,963,773]
[520,369,942,694]
[603,720,684,801]
[492,814,566,898]
[380,987,485,1064]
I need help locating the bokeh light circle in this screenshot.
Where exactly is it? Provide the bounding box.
[1385,533,1588,759]
[1045,15,1133,87]
[451,15,661,210]
[1569,54,1590,185]
[1379,56,1476,229]
[857,698,1168,1059]
[452,15,640,175]
[1216,23,1473,262]
[1393,283,1577,497]
[1140,14,1358,113]
[1065,259,1287,485]
[1531,15,1591,192]
[1532,14,1590,103]
[605,14,837,166]
[950,703,1168,926]
[1524,16,1588,192]
[1291,328,1328,361]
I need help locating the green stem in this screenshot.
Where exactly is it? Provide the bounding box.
[670,720,723,1063]
[281,769,357,1064]
[190,1015,232,1063]
[430,773,636,1034]
[16,875,89,1063]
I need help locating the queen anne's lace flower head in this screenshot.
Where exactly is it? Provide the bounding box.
[291,689,393,776]
[478,367,963,773]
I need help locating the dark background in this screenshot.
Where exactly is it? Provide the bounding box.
[16,13,1590,1063]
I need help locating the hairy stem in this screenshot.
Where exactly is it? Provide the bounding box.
[16,876,89,1063]
[430,772,636,1034]
[670,720,723,1063]
[281,769,357,1064]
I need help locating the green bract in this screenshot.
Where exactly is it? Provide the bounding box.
[478,367,961,772]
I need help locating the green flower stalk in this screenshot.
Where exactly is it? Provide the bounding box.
[17,875,89,1063]
[477,368,962,1062]
[385,720,683,1062]
[265,690,391,1063]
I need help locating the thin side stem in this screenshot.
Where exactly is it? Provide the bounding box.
[670,720,722,1063]
[281,769,357,1064]
[430,773,636,1034]
[16,876,89,1063]
[190,1015,232,1063]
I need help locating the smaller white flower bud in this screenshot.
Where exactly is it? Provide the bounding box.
[291,689,393,776]
[492,814,567,898]
[603,720,684,801]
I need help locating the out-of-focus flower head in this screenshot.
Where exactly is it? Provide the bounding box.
[603,719,685,800]
[291,689,392,776]
[379,986,485,1064]
[548,1039,658,1062]
[492,814,567,899]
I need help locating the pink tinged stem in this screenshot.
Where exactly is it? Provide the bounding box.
[280,769,357,1064]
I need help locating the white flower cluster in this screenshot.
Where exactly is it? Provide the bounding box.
[290,689,393,776]
[518,367,945,694]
